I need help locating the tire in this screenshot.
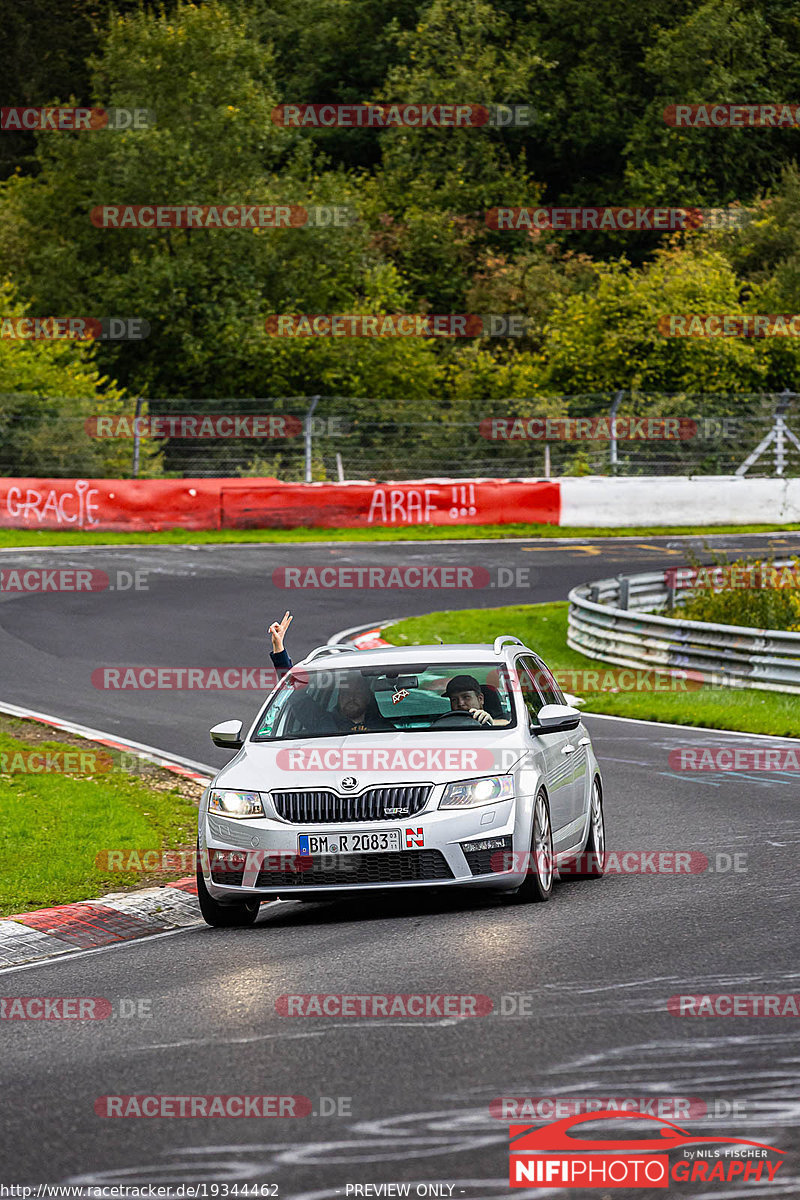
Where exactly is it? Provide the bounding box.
[509,789,554,903]
[571,776,605,880]
[196,856,261,927]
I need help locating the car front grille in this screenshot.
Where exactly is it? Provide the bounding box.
[271,785,431,824]
[210,849,453,888]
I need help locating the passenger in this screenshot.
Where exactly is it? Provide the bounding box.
[267,610,394,733]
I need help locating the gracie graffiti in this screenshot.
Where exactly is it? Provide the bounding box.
[6,480,100,527]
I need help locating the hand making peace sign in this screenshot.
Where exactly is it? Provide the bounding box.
[268,610,293,653]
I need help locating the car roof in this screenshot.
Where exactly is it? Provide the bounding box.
[298,643,533,670]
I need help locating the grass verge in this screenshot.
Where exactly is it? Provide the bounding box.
[1,523,798,549]
[384,602,800,738]
[0,715,202,917]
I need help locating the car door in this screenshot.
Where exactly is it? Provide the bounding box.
[514,657,580,849]
[524,653,589,831]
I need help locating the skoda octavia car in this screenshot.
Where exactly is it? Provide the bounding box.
[197,636,605,925]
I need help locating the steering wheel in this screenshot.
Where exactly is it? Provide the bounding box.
[430,710,482,728]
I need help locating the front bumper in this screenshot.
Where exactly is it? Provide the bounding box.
[199,794,525,898]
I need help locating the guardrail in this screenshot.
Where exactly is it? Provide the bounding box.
[567,561,800,693]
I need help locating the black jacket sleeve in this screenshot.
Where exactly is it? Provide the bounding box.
[270,647,292,677]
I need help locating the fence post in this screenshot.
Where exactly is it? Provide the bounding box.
[609,389,625,473]
[131,396,143,478]
[304,394,320,483]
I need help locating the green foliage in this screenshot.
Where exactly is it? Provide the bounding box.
[673,557,800,630]
[3,0,800,476]
[0,279,154,475]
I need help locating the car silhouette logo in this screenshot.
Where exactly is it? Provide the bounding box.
[341,776,358,791]
[510,1111,784,1156]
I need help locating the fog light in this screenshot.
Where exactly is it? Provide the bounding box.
[461,834,513,877]
[462,836,510,852]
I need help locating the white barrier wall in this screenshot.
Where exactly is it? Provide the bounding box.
[558,476,800,527]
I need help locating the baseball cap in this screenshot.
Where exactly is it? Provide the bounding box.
[445,674,483,697]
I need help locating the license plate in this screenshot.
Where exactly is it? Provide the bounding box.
[298,829,401,855]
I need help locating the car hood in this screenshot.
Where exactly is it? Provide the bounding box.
[214,727,528,791]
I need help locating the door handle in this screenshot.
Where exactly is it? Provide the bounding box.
[578,738,591,746]
[562,744,576,754]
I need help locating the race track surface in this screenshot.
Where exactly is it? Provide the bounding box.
[1,532,798,1196]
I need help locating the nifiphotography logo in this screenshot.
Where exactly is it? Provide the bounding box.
[508,1111,784,1189]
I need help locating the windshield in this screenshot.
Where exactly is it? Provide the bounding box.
[252,662,518,740]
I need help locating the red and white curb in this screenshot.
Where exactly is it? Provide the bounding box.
[0,699,212,784]
[0,701,215,968]
[350,626,392,650]
[328,622,393,649]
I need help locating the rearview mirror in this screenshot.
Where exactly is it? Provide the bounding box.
[533,704,581,734]
[210,719,244,749]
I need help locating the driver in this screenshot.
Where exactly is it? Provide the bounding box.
[444,674,496,726]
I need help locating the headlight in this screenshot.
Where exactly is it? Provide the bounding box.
[207,789,265,819]
[439,775,514,809]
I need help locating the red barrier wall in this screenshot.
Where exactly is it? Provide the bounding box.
[0,477,560,531]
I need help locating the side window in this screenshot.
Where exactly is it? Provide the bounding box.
[514,658,546,723]
[525,656,565,706]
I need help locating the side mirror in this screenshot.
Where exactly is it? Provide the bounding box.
[210,719,244,749]
[533,703,582,734]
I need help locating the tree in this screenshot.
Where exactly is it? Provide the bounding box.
[0,279,148,476]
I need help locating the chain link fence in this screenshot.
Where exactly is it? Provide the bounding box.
[3,390,800,479]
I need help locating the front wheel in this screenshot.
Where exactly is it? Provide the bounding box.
[196,856,261,927]
[509,789,554,903]
[572,777,605,879]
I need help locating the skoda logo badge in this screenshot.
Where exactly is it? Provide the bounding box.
[341,776,358,791]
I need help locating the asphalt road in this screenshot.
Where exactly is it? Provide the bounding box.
[2,530,800,765]
[1,532,798,1197]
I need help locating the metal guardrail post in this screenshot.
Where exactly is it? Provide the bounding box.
[617,574,630,609]
[664,574,676,611]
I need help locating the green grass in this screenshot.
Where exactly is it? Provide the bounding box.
[0,522,799,548]
[385,602,800,737]
[0,722,200,916]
